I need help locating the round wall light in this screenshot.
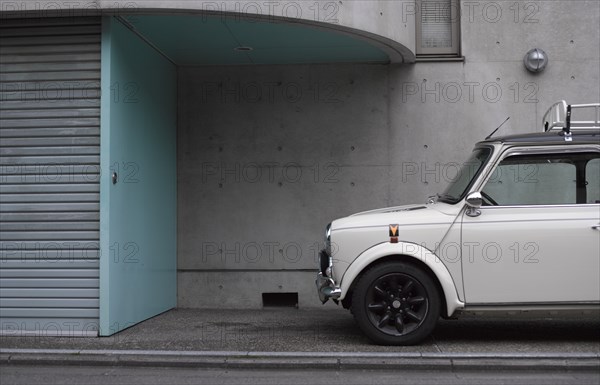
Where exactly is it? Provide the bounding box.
[523,48,548,73]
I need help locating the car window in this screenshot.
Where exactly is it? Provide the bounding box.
[438,147,491,204]
[586,158,600,204]
[481,152,598,206]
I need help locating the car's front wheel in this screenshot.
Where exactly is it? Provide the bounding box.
[351,261,441,345]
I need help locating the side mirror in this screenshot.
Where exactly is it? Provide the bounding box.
[465,192,482,217]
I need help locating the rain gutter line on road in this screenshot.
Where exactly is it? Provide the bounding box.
[3,350,599,372]
[1,348,599,359]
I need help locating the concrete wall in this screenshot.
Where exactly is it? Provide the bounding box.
[388,0,600,201]
[177,64,391,308]
[178,0,599,308]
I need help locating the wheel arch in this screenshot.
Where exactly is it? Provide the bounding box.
[339,242,464,317]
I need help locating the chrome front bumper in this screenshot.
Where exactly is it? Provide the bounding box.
[316,272,341,304]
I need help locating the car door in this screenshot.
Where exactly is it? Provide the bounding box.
[461,148,600,304]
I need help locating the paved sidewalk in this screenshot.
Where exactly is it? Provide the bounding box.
[1,307,599,370]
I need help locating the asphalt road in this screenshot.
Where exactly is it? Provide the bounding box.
[2,308,598,384]
[2,365,599,385]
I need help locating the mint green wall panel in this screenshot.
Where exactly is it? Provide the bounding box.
[100,17,177,336]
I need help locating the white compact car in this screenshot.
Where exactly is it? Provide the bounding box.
[316,101,600,345]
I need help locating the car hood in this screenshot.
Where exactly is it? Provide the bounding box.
[333,202,459,232]
[350,203,429,216]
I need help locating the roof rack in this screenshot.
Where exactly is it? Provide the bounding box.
[542,101,600,141]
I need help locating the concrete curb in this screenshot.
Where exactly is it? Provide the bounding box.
[1,349,599,371]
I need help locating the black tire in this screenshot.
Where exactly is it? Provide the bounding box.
[351,261,441,345]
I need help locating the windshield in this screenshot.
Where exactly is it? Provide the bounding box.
[438,147,492,204]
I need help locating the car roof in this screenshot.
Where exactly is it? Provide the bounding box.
[478,130,600,146]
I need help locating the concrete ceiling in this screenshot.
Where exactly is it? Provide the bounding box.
[124,14,389,66]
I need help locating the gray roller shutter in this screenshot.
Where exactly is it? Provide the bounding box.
[0,17,101,336]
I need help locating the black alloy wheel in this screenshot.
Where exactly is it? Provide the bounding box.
[352,262,441,345]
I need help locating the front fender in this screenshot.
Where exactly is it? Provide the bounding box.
[338,242,464,317]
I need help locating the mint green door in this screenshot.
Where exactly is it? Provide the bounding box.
[99,17,177,336]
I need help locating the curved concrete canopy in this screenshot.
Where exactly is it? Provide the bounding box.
[122,14,390,66]
[0,1,416,63]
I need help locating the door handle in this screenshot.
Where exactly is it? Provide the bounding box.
[592,224,600,230]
